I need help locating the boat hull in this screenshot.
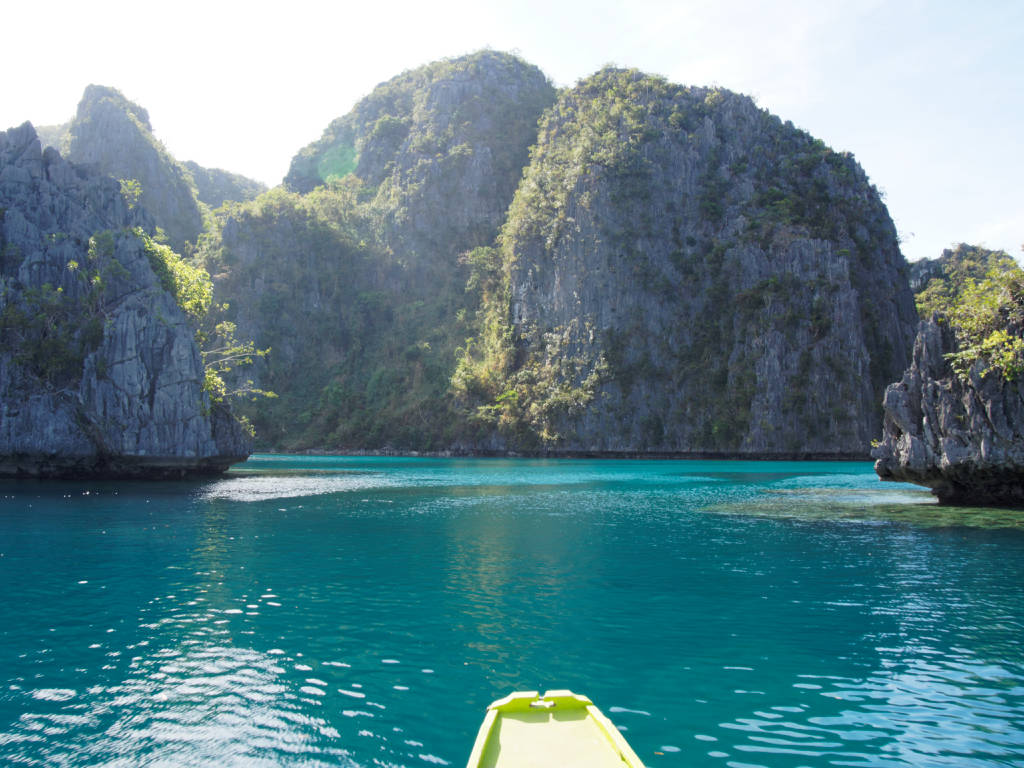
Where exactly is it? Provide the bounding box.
[466,690,646,767]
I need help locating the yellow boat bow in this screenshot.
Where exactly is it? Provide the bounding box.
[466,690,646,767]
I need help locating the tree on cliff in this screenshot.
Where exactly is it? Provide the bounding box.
[875,247,1024,505]
[915,243,1019,319]
[943,260,1024,381]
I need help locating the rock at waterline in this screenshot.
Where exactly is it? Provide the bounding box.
[873,318,1024,506]
[0,122,250,478]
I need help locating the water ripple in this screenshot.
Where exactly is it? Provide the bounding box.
[3,457,1024,767]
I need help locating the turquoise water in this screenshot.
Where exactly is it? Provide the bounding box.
[1,456,1023,767]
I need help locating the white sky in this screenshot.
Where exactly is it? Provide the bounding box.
[2,0,1020,263]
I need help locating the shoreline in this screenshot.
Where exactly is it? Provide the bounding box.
[266,447,874,462]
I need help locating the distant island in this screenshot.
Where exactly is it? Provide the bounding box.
[3,50,1022,501]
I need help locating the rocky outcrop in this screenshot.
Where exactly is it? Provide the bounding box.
[0,123,250,477]
[65,85,204,253]
[38,89,265,231]
[201,55,918,456]
[874,318,1024,505]
[911,243,1019,299]
[459,68,917,454]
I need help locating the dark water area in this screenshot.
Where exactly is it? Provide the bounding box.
[1,456,1023,766]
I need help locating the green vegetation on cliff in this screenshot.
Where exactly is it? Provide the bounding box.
[204,51,555,450]
[914,243,1020,318]
[0,121,253,473]
[70,52,918,456]
[911,245,1024,381]
[454,67,916,454]
[199,182,475,449]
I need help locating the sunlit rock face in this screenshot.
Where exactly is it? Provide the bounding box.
[0,123,250,477]
[285,50,557,275]
[467,68,917,455]
[201,51,558,450]
[874,319,1024,506]
[36,86,266,244]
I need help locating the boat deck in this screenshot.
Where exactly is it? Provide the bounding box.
[467,690,644,768]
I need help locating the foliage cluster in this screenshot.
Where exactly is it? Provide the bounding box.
[2,228,129,388]
[915,246,1024,381]
[138,228,212,324]
[133,226,270,403]
[201,183,475,450]
[0,282,100,387]
[915,244,1019,319]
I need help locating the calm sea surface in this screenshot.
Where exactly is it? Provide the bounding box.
[1,456,1023,767]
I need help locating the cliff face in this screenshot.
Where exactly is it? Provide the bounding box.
[874,319,1024,505]
[0,123,250,477]
[64,86,204,253]
[205,51,556,449]
[36,90,265,232]
[285,50,556,281]
[202,189,401,448]
[457,69,917,454]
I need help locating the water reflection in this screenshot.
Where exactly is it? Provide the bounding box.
[2,459,1024,767]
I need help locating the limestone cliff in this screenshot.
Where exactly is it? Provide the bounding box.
[205,51,556,449]
[36,92,264,227]
[0,123,250,477]
[64,85,204,253]
[873,318,1024,505]
[456,68,918,454]
[285,50,556,282]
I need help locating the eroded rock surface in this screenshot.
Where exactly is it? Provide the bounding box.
[0,123,250,477]
[874,318,1024,505]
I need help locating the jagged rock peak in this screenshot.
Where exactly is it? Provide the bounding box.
[78,84,153,132]
[66,84,203,253]
[282,49,557,291]
[0,123,250,478]
[874,318,1024,506]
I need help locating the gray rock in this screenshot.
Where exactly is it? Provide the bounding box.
[873,318,1024,505]
[0,123,250,478]
[65,85,203,254]
[285,50,556,277]
[478,68,917,454]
